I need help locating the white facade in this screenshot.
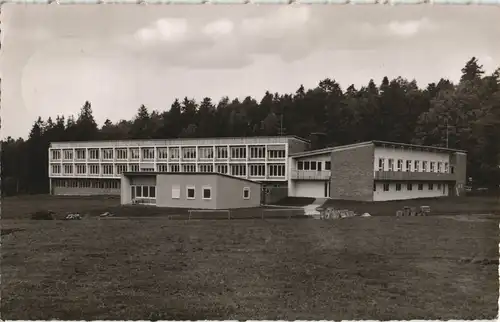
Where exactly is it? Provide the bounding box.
[48,137,309,186]
[373,146,453,200]
[287,154,331,198]
[373,147,451,173]
[373,182,449,201]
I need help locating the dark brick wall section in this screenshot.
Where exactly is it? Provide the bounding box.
[287,139,310,155]
[330,144,375,201]
[451,152,467,196]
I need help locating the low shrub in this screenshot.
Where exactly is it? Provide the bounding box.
[31,210,55,220]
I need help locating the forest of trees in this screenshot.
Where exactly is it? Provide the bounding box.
[1,57,499,196]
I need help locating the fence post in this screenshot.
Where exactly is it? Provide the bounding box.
[188,210,192,221]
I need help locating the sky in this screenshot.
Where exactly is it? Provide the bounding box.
[1,5,499,140]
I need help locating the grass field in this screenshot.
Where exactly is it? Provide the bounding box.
[1,195,499,319]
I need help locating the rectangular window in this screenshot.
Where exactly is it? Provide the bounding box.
[303,161,310,171]
[142,148,154,160]
[437,183,442,190]
[130,148,140,160]
[172,186,180,199]
[199,164,213,173]
[88,164,99,175]
[249,164,265,177]
[310,162,317,171]
[230,164,246,177]
[89,148,99,160]
[243,187,250,199]
[383,183,390,191]
[169,147,180,160]
[75,149,86,160]
[418,183,423,190]
[202,186,212,200]
[414,160,420,172]
[216,164,228,174]
[75,164,86,174]
[51,164,61,174]
[182,147,197,160]
[157,163,168,172]
[297,161,304,170]
[230,146,246,159]
[444,162,449,173]
[182,164,196,172]
[115,163,128,175]
[102,164,114,175]
[102,148,113,160]
[63,164,73,174]
[407,183,413,191]
[378,158,385,171]
[170,164,180,172]
[429,183,434,190]
[388,159,394,171]
[396,183,401,191]
[268,164,285,177]
[406,160,412,172]
[437,162,442,173]
[157,148,168,160]
[216,146,228,159]
[430,162,435,173]
[249,145,266,159]
[186,186,196,200]
[63,149,73,160]
[51,149,61,160]
[397,159,403,171]
[373,183,377,191]
[325,161,331,170]
[198,147,214,160]
[267,145,286,159]
[116,148,127,160]
[422,161,428,172]
[129,163,140,172]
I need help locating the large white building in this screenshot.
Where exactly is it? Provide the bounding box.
[288,140,467,201]
[48,136,309,203]
[48,136,467,202]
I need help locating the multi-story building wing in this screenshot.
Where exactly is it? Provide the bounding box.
[288,140,467,201]
[48,136,310,197]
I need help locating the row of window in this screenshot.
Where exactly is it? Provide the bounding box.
[52,179,120,189]
[168,185,251,201]
[378,158,451,173]
[51,163,286,177]
[374,182,446,192]
[296,160,331,171]
[50,146,287,161]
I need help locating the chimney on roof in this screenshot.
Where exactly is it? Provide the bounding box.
[309,132,327,150]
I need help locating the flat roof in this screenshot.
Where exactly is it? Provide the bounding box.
[50,135,310,147]
[123,171,262,185]
[290,140,467,158]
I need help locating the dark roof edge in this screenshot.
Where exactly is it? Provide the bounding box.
[122,171,262,185]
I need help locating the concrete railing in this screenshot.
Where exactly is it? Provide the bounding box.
[374,171,455,181]
[291,170,331,180]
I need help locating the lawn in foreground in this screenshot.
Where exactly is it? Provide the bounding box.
[1,216,498,320]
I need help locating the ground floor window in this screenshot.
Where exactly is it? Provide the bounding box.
[202,186,212,200]
[131,185,156,204]
[243,187,251,199]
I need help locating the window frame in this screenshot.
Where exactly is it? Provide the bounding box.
[243,187,251,200]
[186,186,196,200]
[202,186,212,200]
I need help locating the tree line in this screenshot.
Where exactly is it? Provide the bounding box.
[1,57,499,196]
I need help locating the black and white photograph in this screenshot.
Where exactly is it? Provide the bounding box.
[1,3,499,320]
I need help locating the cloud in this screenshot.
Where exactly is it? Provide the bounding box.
[134,18,188,44]
[387,18,435,37]
[202,19,234,38]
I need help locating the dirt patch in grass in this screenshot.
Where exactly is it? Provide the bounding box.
[274,197,316,207]
[1,215,498,320]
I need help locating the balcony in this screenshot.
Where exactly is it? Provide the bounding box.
[291,170,331,180]
[374,171,455,181]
